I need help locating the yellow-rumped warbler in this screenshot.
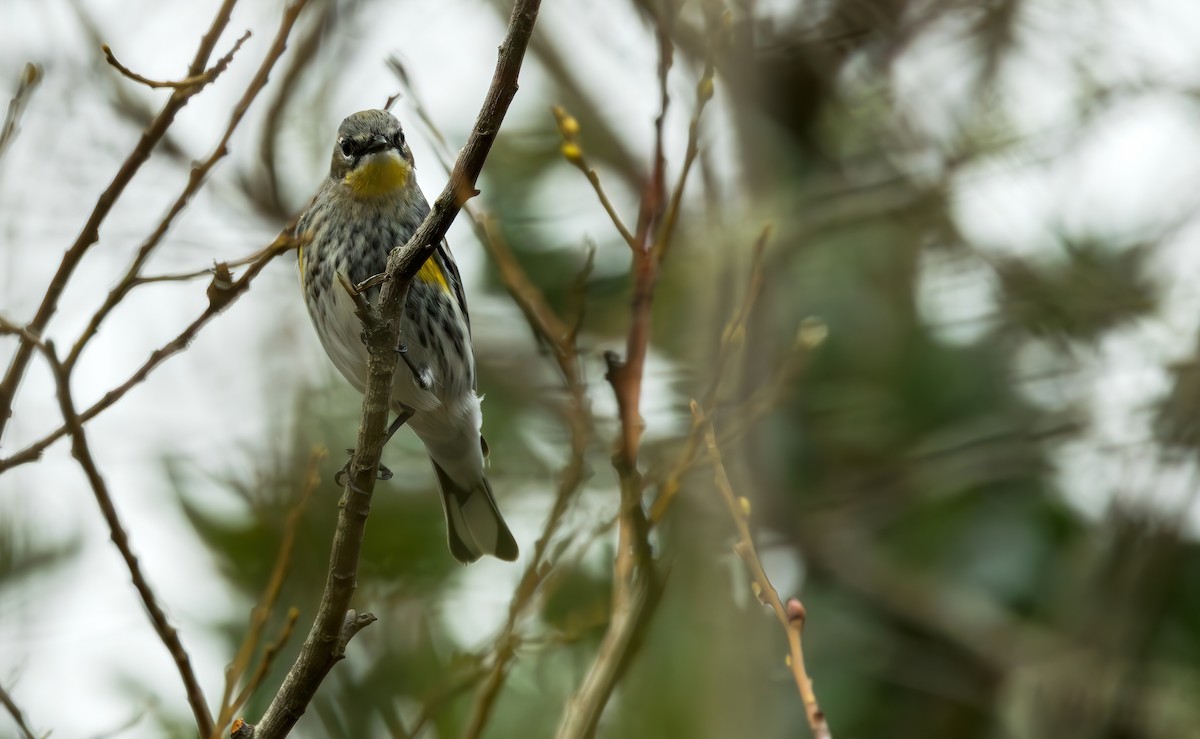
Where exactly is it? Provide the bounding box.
[297,109,518,563]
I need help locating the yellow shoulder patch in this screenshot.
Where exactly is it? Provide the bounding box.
[417,256,450,293]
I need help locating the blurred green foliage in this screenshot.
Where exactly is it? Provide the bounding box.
[5,1,1200,738]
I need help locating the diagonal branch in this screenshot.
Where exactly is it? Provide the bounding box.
[0,233,299,475]
[389,59,600,738]
[0,63,42,164]
[210,449,324,739]
[247,1,544,736]
[102,30,250,91]
[44,343,214,737]
[65,0,309,371]
[0,0,241,444]
[0,682,38,739]
[696,403,831,739]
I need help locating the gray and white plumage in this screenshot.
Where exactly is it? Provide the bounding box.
[298,109,518,563]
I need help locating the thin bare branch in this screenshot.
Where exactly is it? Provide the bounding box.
[249,0,345,219]
[211,449,324,739]
[67,2,308,371]
[654,60,714,259]
[696,403,831,739]
[102,29,250,91]
[248,2,543,735]
[555,12,684,739]
[648,225,769,523]
[0,232,299,474]
[44,342,213,737]
[0,682,38,739]
[552,106,637,250]
[391,58,597,739]
[0,63,42,164]
[0,0,241,443]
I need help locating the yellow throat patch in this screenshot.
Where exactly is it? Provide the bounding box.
[344,151,410,197]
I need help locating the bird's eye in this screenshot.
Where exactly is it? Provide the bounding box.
[393,130,405,148]
[340,139,356,158]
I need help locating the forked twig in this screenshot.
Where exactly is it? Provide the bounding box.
[0,0,242,443]
[210,449,325,739]
[247,1,544,735]
[44,343,214,737]
[102,30,250,90]
[695,403,831,739]
[68,2,309,371]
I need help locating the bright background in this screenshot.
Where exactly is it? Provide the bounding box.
[4,0,1200,737]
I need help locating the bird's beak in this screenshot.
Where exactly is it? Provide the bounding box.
[360,134,391,156]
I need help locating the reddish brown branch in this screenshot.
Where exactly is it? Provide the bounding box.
[390,60,596,739]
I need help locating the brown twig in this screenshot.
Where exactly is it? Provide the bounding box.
[461,394,590,738]
[0,232,299,474]
[248,2,543,736]
[43,342,214,737]
[648,225,769,524]
[552,106,637,250]
[696,403,831,739]
[654,59,714,260]
[102,30,250,91]
[0,63,42,164]
[0,682,38,739]
[233,608,300,711]
[0,0,241,444]
[390,58,597,739]
[66,2,308,371]
[129,242,282,286]
[210,449,324,739]
[251,0,344,219]
[484,0,643,187]
[555,11,689,738]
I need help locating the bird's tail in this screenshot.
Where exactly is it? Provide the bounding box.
[430,459,519,563]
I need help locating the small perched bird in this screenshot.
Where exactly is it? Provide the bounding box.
[297,109,518,563]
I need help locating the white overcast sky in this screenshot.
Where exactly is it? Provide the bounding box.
[3,0,1200,736]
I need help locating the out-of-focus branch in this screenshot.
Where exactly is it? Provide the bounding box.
[696,404,831,739]
[486,0,642,186]
[553,107,637,249]
[0,682,38,739]
[556,10,700,737]
[43,343,213,737]
[211,449,323,739]
[249,0,343,219]
[389,57,598,739]
[0,63,42,164]
[66,2,308,372]
[0,0,241,444]
[102,31,250,91]
[648,225,769,524]
[248,2,543,736]
[0,233,299,474]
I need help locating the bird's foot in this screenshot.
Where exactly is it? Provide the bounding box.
[334,448,393,486]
